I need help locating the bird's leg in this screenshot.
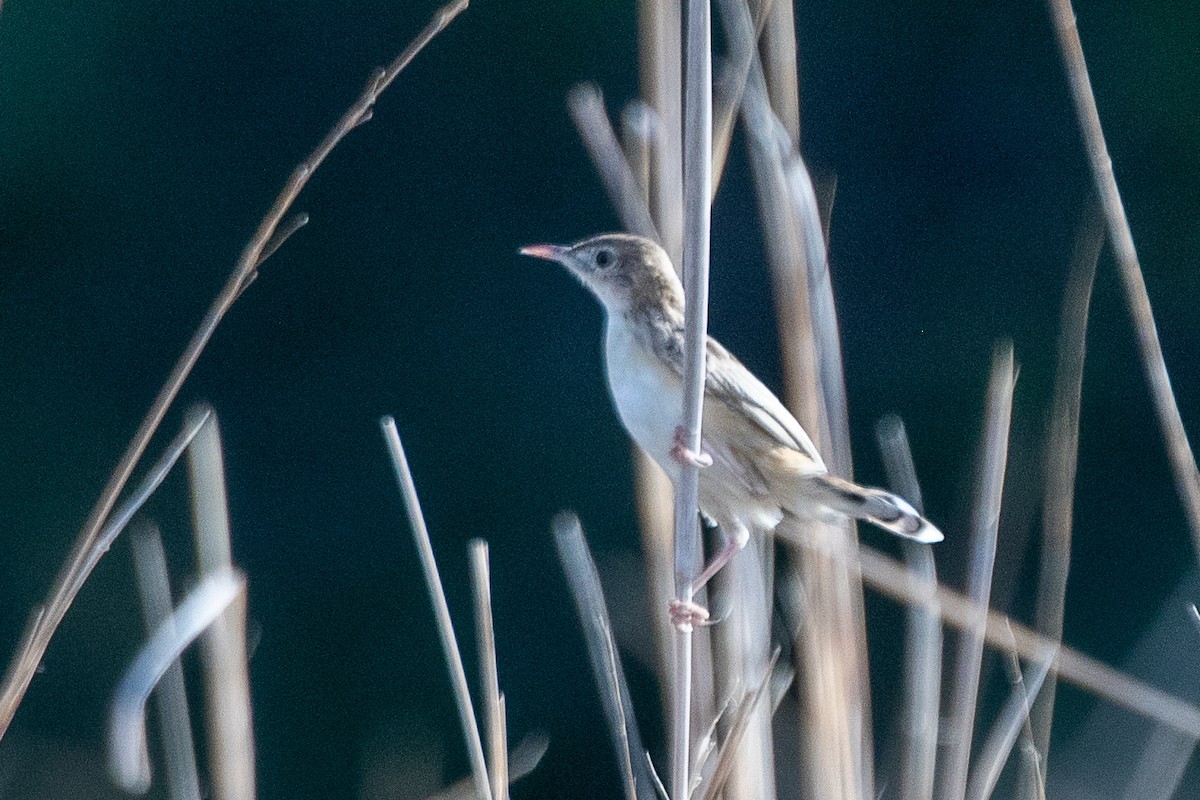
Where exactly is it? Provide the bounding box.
[670,425,713,468]
[668,521,750,630]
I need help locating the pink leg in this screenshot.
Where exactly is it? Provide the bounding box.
[670,425,713,468]
[667,522,749,630]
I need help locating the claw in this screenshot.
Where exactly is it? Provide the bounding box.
[668,598,713,631]
[671,425,713,468]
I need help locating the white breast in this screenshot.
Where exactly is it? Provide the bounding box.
[604,319,682,476]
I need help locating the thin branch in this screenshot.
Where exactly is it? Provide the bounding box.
[672,3,714,800]
[130,522,203,800]
[0,0,468,738]
[1047,0,1200,561]
[109,570,244,795]
[380,417,493,800]
[553,513,656,800]
[469,540,509,800]
[941,342,1016,800]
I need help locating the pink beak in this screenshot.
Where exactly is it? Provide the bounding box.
[519,243,568,262]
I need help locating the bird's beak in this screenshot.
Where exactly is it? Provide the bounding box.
[519,243,569,263]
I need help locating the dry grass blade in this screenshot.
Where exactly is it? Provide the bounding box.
[109,569,244,795]
[1047,0,1200,561]
[698,648,781,800]
[553,513,656,800]
[942,342,1016,800]
[380,417,493,800]
[877,416,942,800]
[130,522,203,800]
[187,407,255,800]
[568,84,660,241]
[1029,209,1103,774]
[965,644,1056,800]
[469,541,508,800]
[0,0,469,739]
[778,529,1200,738]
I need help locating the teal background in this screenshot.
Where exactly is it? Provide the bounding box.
[1,0,1198,797]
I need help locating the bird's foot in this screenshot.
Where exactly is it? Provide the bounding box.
[670,426,713,468]
[668,598,713,631]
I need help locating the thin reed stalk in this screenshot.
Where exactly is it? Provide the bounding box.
[671,2,715,799]
[568,84,661,242]
[469,541,508,800]
[553,513,656,800]
[941,342,1016,800]
[0,0,468,738]
[776,528,1200,739]
[380,417,493,800]
[877,416,943,800]
[187,408,255,800]
[1047,0,1200,562]
[1029,210,1103,775]
[109,570,244,795]
[965,647,1055,800]
[130,522,204,800]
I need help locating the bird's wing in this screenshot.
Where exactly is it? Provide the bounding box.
[703,337,825,469]
[644,318,825,469]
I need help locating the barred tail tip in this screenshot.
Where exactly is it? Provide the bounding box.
[877,494,943,544]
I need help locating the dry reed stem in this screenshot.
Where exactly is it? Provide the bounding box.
[109,569,244,795]
[0,0,468,738]
[671,2,715,799]
[637,0,683,265]
[130,522,204,800]
[622,102,656,209]
[568,85,661,242]
[1029,210,1103,775]
[380,417,493,800]
[1047,0,1200,561]
[778,529,1200,738]
[698,649,780,800]
[877,416,943,800]
[187,408,255,800]
[552,513,656,800]
[942,342,1016,800]
[756,0,799,146]
[965,644,1055,800]
[469,541,508,800]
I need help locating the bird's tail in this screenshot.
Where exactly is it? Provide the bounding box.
[792,473,943,544]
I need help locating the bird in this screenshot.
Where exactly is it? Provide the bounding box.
[521,233,941,621]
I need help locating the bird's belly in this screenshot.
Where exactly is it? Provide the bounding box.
[605,323,681,473]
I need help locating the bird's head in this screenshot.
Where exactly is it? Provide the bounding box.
[520,233,683,317]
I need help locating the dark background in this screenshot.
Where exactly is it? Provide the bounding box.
[1,0,1198,797]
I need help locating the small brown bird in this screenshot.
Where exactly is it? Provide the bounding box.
[522,233,941,601]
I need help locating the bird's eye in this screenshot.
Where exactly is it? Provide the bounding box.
[595,248,614,268]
